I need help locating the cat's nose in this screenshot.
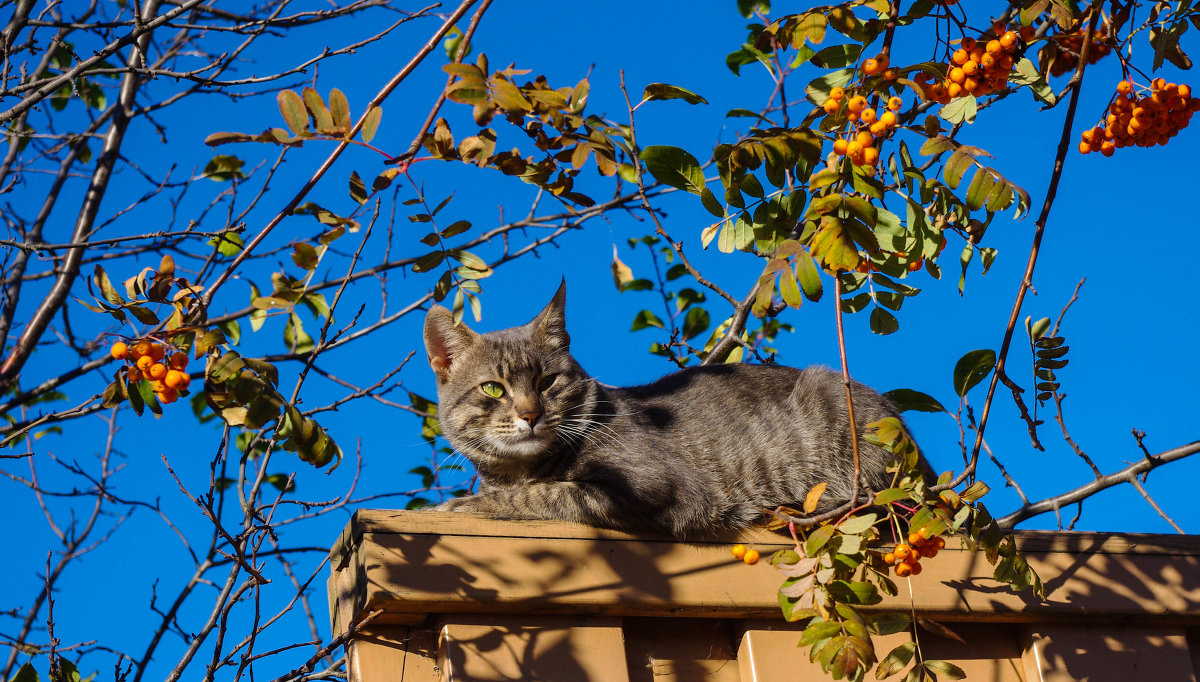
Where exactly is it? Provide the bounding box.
[520,410,541,427]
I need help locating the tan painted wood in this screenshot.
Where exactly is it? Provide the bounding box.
[328,511,1200,681]
[348,626,439,681]
[1021,625,1197,682]
[334,511,1200,624]
[437,616,629,681]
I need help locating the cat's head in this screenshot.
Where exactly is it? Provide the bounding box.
[423,282,595,471]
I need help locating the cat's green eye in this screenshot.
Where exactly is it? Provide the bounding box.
[480,381,506,398]
[537,374,558,392]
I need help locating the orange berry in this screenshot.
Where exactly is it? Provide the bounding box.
[127,367,142,382]
[731,544,747,559]
[862,147,879,165]
[981,53,997,69]
[887,96,903,111]
[894,544,913,560]
[907,258,923,272]
[894,562,913,577]
[1152,77,1166,90]
[169,353,188,370]
[909,560,923,575]
[847,95,867,112]
[164,369,188,389]
[952,49,969,65]
[949,67,965,84]
[847,111,860,122]
[156,388,178,405]
[830,87,846,101]
[991,20,1007,34]
[148,343,165,362]
[148,362,168,380]
[111,342,129,360]
[961,37,976,51]
[869,120,888,136]
[847,140,864,156]
[1000,31,1017,50]
[860,108,877,124]
[1178,84,1192,99]
[921,545,940,559]
[136,355,154,371]
[743,549,760,565]
[823,99,840,115]
[1117,80,1132,95]
[880,110,898,126]
[1019,25,1035,41]
[874,53,889,69]
[883,552,896,565]
[833,138,849,155]
[861,58,880,76]
[986,39,1003,55]
[962,77,979,93]
[962,60,979,76]
[908,532,922,546]
[855,131,874,147]
[131,340,151,359]
[882,67,899,81]
[150,380,167,393]
[947,82,964,98]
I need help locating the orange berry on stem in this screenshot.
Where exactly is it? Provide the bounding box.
[880,111,897,126]
[148,362,168,380]
[824,99,840,115]
[986,39,1003,55]
[1117,80,1132,95]
[862,147,879,165]
[156,388,178,405]
[887,96,903,111]
[861,58,880,76]
[883,552,896,565]
[833,138,849,155]
[136,355,154,371]
[882,67,898,81]
[894,544,912,560]
[848,95,867,112]
[169,353,188,370]
[830,87,846,101]
[731,544,747,559]
[164,369,187,389]
[961,37,976,51]
[148,343,165,362]
[861,108,877,124]
[743,549,760,565]
[111,342,129,360]
[909,560,923,575]
[895,562,913,577]
[131,340,151,359]
[952,49,969,65]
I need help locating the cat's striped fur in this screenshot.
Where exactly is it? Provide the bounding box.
[423,283,932,538]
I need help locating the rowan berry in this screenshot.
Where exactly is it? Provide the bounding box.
[743,549,760,565]
[111,342,129,360]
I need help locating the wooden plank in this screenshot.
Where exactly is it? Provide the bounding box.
[1021,625,1197,682]
[437,616,629,681]
[622,617,740,681]
[346,528,1200,624]
[347,625,438,682]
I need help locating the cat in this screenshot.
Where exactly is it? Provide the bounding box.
[422,282,933,538]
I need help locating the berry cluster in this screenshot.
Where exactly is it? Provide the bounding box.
[882,528,946,577]
[827,93,905,167]
[731,543,760,565]
[110,338,192,405]
[918,21,1023,103]
[1044,24,1112,77]
[1080,79,1197,156]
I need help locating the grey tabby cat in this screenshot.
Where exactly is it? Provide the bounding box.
[423,283,932,538]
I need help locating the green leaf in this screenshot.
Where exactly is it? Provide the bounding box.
[874,488,910,505]
[208,231,244,257]
[361,105,382,143]
[953,348,996,397]
[292,243,319,270]
[349,171,368,205]
[811,43,862,69]
[641,145,707,195]
[642,83,708,105]
[631,309,664,331]
[277,90,309,135]
[924,660,967,680]
[681,307,710,340]
[837,512,877,535]
[939,95,977,125]
[329,88,352,133]
[806,524,836,555]
[869,307,898,335]
[795,254,823,301]
[202,154,246,182]
[875,641,916,679]
[412,251,445,273]
[804,68,854,105]
[882,388,944,413]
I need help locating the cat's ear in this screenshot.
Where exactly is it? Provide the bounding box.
[528,280,569,348]
[424,305,478,382]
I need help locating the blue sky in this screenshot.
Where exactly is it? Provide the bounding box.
[5,2,1199,678]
